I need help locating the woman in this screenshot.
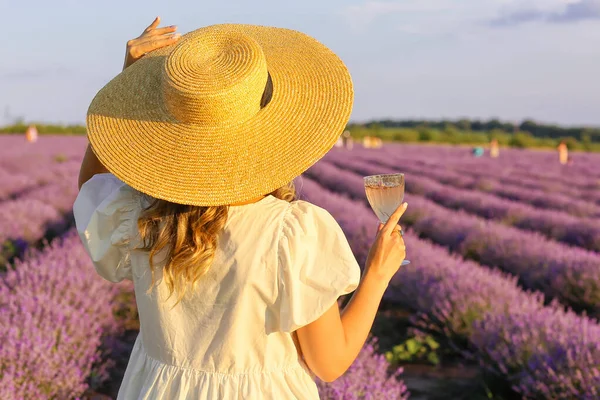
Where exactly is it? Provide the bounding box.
[74,17,408,399]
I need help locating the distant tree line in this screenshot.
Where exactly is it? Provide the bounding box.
[2,118,599,140]
[347,119,600,152]
[0,122,86,135]
[351,119,600,142]
[2,118,600,151]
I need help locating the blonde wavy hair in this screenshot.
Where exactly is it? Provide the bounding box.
[136,182,297,306]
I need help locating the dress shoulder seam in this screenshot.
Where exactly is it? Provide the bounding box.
[275,201,295,269]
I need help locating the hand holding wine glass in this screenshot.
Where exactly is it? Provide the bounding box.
[365,201,409,284]
[364,173,411,266]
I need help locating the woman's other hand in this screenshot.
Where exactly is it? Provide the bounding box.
[123,16,181,70]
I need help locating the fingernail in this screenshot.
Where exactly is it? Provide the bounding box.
[170,25,177,29]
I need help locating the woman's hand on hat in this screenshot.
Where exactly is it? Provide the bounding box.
[123,16,181,70]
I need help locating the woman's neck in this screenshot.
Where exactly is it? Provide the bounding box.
[230,195,267,206]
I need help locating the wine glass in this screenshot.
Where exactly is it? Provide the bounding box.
[364,173,410,266]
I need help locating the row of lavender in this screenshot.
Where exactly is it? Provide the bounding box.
[301,178,600,399]
[347,147,600,218]
[379,143,600,190]
[0,135,87,168]
[299,175,600,399]
[374,144,600,208]
[399,154,600,197]
[422,159,600,205]
[305,161,600,317]
[0,135,87,200]
[0,232,131,399]
[0,160,79,202]
[0,136,88,263]
[325,153,600,252]
[0,163,81,264]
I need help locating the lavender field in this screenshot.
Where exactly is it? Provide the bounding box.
[1,135,599,400]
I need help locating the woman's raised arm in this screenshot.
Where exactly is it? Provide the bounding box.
[78,17,181,190]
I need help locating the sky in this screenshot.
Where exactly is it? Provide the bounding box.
[1,0,599,126]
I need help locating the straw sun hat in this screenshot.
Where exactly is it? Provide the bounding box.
[86,23,354,206]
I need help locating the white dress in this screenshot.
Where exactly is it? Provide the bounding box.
[73,174,361,400]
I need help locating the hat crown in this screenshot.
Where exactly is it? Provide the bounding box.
[162,29,269,126]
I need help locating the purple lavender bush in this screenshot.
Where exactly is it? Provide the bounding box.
[25,181,80,215]
[0,168,38,201]
[0,175,79,263]
[0,135,86,175]
[0,194,75,264]
[0,231,128,399]
[471,302,600,399]
[0,198,65,245]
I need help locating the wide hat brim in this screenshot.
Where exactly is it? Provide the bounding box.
[87,23,354,206]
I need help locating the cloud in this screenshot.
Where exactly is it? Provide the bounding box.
[490,0,600,27]
[550,0,600,22]
[489,9,546,27]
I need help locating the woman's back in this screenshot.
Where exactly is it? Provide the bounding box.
[132,194,295,371]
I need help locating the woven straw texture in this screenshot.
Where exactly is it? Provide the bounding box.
[86,23,354,206]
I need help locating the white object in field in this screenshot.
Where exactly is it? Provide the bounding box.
[363,136,382,149]
[341,130,353,150]
[490,139,499,158]
[558,143,568,165]
[335,137,343,147]
[345,138,354,150]
[25,125,38,143]
[559,151,568,165]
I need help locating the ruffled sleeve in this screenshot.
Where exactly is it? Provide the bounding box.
[73,173,140,283]
[275,201,361,333]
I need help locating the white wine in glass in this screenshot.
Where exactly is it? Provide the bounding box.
[364,173,410,266]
